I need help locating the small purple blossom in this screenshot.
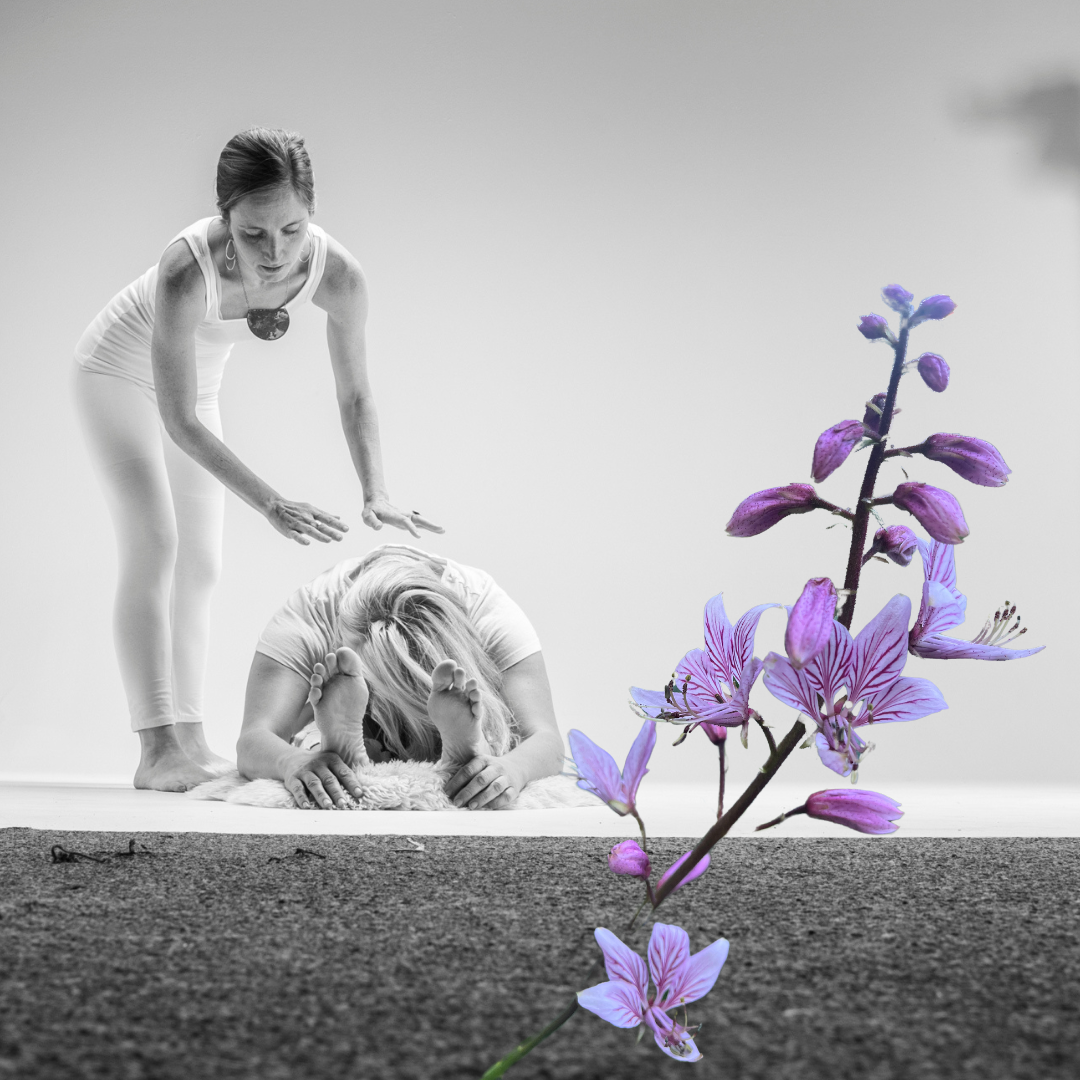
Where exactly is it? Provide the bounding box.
[699,723,727,745]
[657,850,712,893]
[577,924,729,1062]
[608,840,651,879]
[862,392,900,437]
[631,594,779,735]
[916,352,950,392]
[785,577,838,670]
[891,482,969,544]
[726,483,820,537]
[863,525,919,567]
[917,433,1011,488]
[858,313,891,341]
[568,721,656,817]
[805,789,904,834]
[910,294,956,327]
[812,420,867,483]
[909,540,1045,661]
[881,284,914,315]
[763,594,948,777]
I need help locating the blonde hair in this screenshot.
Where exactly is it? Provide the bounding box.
[336,551,517,761]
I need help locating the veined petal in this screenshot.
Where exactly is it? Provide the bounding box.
[630,686,685,719]
[647,924,692,1010]
[815,731,855,776]
[910,633,1046,662]
[674,648,725,698]
[728,603,782,680]
[577,980,644,1028]
[915,580,968,640]
[659,937,729,1008]
[849,595,912,705]
[656,851,711,895]
[621,721,657,805]
[762,651,820,719]
[567,730,623,803]
[702,593,735,682]
[593,928,649,997]
[861,674,947,725]
[645,1008,703,1062]
[804,620,855,706]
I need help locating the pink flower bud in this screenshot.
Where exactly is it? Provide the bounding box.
[865,525,919,566]
[858,314,890,340]
[910,294,956,326]
[657,850,711,893]
[919,433,1011,488]
[811,419,866,483]
[699,723,727,745]
[916,352,950,392]
[804,789,903,834]
[608,839,651,879]
[881,284,914,315]
[892,482,969,544]
[785,577,837,670]
[726,484,820,537]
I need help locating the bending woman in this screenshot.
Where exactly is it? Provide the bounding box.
[73,128,441,792]
[237,545,565,810]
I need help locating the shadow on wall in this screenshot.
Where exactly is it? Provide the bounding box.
[966,74,1080,185]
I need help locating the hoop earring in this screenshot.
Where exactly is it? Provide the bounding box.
[225,237,237,272]
[299,238,311,264]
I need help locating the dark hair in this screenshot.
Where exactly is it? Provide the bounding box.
[215,127,316,221]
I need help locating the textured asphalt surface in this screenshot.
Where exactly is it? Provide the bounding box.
[0,829,1077,1080]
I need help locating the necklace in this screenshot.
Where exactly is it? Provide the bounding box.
[235,257,292,341]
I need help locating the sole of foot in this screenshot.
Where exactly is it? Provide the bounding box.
[427,658,484,764]
[309,647,371,765]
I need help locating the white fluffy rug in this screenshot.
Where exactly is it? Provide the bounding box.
[187,762,600,812]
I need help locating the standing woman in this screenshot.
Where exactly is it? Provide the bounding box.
[73,127,441,792]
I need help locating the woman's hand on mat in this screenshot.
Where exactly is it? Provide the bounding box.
[266,499,348,546]
[446,755,523,811]
[283,751,363,809]
[361,496,444,539]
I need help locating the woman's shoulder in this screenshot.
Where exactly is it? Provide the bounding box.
[157,220,214,299]
[311,230,367,309]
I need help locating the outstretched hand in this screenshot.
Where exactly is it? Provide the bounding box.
[266,499,348,546]
[362,496,444,538]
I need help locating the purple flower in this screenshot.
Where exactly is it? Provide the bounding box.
[916,352,950,392]
[631,594,778,734]
[804,789,903,834]
[862,393,900,437]
[726,483,820,537]
[910,294,956,326]
[785,577,838,670]
[864,525,919,567]
[577,924,729,1062]
[891,482,969,544]
[918,433,1011,488]
[763,594,948,777]
[812,420,866,482]
[858,313,892,341]
[657,850,711,893]
[568,721,656,817]
[608,840,651,879]
[881,284,914,315]
[908,540,1045,661]
[699,723,727,745]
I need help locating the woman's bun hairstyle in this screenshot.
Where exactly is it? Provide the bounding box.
[215,127,316,221]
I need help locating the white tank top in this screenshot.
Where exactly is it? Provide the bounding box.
[74,217,329,397]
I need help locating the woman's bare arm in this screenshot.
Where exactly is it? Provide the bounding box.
[151,241,346,546]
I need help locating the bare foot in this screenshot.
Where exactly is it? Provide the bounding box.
[174,723,235,777]
[134,729,215,792]
[427,659,486,766]
[309,647,371,767]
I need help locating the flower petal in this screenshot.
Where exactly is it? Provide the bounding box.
[647,923,691,1009]
[567,730,623,805]
[621,721,657,804]
[804,619,855,706]
[660,937,730,1008]
[630,686,684,719]
[815,731,854,776]
[593,928,649,997]
[849,595,912,706]
[656,851,711,895]
[862,674,947,724]
[910,633,1046,662]
[762,651,820,719]
[646,1008,704,1061]
[576,980,644,1028]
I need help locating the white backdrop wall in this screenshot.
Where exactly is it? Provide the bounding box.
[1,0,1076,791]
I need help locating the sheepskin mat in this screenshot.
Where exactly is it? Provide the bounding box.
[1,830,1076,1080]
[186,766,600,810]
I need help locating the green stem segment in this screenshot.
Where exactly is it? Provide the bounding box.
[837,320,910,629]
[480,998,581,1079]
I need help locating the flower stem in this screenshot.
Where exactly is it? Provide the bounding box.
[716,740,726,820]
[837,320,910,629]
[651,717,807,906]
[479,998,581,1079]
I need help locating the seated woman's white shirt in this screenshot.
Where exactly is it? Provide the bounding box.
[255,544,542,680]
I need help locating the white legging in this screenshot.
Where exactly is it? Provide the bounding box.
[73,364,224,731]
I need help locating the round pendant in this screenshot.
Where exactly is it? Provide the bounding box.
[246,307,290,341]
